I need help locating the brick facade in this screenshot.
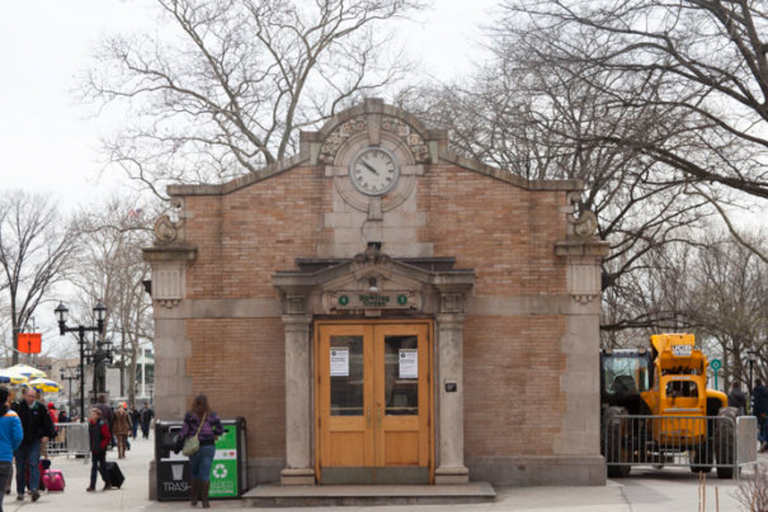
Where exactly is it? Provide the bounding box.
[144,99,608,489]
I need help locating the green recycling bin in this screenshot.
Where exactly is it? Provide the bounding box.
[156,417,247,501]
[208,418,248,498]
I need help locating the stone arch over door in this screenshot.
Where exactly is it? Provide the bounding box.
[272,246,475,485]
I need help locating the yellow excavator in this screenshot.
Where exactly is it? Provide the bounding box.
[600,333,736,478]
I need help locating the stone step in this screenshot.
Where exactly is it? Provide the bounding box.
[242,482,496,507]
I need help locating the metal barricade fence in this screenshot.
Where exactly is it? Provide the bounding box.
[46,422,90,459]
[602,414,758,479]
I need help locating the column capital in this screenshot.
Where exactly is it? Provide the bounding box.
[436,313,466,330]
[281,314,312,327]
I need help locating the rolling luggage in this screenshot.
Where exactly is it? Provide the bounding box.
[104,461,125,489]
[42,470,65,491]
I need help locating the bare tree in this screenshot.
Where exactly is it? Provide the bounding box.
[397,33,713,338]
[0,191,78,365]
[70,196,155,406]
[498,0,768,201]
[685,233,768,387]
[83,0,422,198]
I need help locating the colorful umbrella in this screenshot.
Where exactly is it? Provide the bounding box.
[27,378,62,393]
[5,364,46,379]
[0,371,27,385]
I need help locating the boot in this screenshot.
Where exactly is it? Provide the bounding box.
[200,481,210,508]
[189,479,199,507]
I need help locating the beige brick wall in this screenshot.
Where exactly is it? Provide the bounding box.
[185,166,333,299]
[180,162,571,464]
[464,315,567,457]
[186,318,286,458]
[420,165,567,296]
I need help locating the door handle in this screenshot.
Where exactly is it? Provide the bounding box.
[376,404,382,427]
[366,406,372,427]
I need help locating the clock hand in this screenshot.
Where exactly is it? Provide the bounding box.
[361,160,379,176]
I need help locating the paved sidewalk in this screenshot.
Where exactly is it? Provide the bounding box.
[0,433,760,511]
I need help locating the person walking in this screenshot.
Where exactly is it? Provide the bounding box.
[0,386,23,512]
[178,395,223,509]
[11,387,56,502]
[753,379,768,452]
[139,403,154,439]
[86,408,112,492]
[727,381,748,415]
[113,404,131,459]
[94,394,114,447]
[129,405,140,439]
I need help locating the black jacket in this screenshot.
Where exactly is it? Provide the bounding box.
[727,388,748,413]
[753,384,768,417]
[11,400,57,446]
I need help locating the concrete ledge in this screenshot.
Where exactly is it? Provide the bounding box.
[243,482,495,507]
[466,455,606,487]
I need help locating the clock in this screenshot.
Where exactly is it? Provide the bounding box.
[349,146,400,196]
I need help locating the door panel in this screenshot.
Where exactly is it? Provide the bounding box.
[319,326,373,469]
[317,322,431,484]
[374,325,430,469]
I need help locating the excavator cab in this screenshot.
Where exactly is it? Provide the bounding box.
[600,348,653,413]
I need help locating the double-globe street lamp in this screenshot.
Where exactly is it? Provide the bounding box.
[54,301,106,422]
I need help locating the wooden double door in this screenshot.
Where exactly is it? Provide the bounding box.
[316,322,432,484]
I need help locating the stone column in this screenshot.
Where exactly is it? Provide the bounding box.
[434,307,469,484]
[280,312,315,485]
[552,203,611,485]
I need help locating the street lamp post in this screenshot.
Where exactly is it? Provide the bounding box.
[55,301,106,422]
[59,368,79,419]
[85,337,113,404]
[748,348,758,396]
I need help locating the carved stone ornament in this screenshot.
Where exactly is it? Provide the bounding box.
[318,118,368,164]
[158,298,181,309]
[319,115,430,165]
[153,197,186,245]
[284,295,308,316]
[440,293,465,314]
[381,117,430,163]
[351,245,391,268]
[573,210,598,239]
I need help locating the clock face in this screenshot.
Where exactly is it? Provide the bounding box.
[349,147,399,196]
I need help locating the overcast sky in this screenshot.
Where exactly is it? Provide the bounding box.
[0,0,498,214]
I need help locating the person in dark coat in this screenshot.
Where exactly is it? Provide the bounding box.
[86,408,112,492]
[129,405,140,439]
[139,403,154,439]
[753,379,768,452]
[11,388,56,502]
[727,381,748,415]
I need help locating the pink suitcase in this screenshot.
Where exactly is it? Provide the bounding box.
[42,470,65,492]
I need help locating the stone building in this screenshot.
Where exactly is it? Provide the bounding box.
[144,99,608,487]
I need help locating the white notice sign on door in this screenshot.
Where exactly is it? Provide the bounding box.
[330,347,349,377]
[399,349,418,379]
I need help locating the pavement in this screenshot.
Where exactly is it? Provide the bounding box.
[0,433,763,511]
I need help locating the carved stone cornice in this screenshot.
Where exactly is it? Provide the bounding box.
[142,244,198,263]
[554,240,610,259]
